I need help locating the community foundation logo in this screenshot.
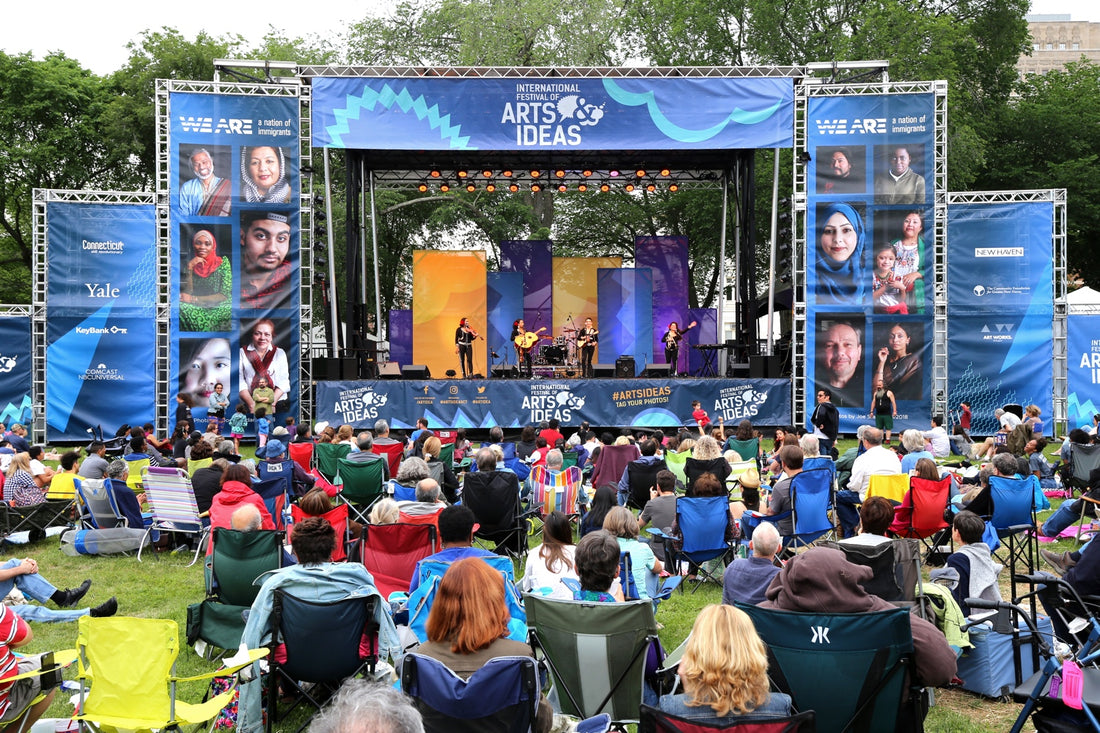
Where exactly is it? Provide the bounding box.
[973,285,986,297]
[80,363,124,381]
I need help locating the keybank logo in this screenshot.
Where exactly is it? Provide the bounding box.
[177,116,255,135]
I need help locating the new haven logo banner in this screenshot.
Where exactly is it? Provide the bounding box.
[169,90,301,432]
[0,316,32,427]
[311,77,794,151]
[315,378,791,429]
[45,202,157,441]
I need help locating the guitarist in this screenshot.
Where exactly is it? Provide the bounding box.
[511,319,545,378]
[661,320,697,376]
[577,317,599,378]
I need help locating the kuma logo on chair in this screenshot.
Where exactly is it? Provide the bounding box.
[810,625,831,644]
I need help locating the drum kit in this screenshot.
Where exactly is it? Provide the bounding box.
[534,328,577,366]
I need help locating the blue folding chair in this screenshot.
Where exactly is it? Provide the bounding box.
[656,495,738,594]
[802,456,837,487]
[742,468,834,549]
[987,474,1039,617]
[253,476,288,530]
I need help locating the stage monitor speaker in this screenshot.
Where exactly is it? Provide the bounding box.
[592,363,616,378]
[642,363,671,378]
[311,357,343,381]
[338,358,358,380]
[748,355,784,379]
[402,365,431,380]
[615,356,636,378]
[491,364,518,379]
[378,361,402,379]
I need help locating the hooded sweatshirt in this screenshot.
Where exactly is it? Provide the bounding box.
[761,547,956,687]
[208,480,276,554]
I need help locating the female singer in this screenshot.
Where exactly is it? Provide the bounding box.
[576,317,598,378]
[662,320,697,376]
[454,318,478,378]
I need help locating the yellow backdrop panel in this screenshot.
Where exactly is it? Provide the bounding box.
[552,257,622,341]
[413,250,487,377]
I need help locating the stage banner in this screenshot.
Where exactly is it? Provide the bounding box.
[312,77,794,151]
[388,309,413,367]
[487,272,524,372]
[0,316,32,427]
[636,236,690,368]
[44,201,157,441]
[552,256,621,360]
[598,268,654,375]
[501,240,552,336]
[412,250,487,378]
[947,314,1054,436]
[1068,313,1100,430]
[946,201,1055,314]
[687,308,718,376]
[168,90,301,432]
[804,92,937,434]
[315,377,791,429]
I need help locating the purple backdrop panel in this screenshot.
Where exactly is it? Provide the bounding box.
[636,236,690,363]
[501,240,553,333]
[487,272,525,370]
[389,309,413,367]
[688,308,718,375]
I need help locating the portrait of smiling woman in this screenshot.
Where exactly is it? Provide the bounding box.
[815,202,866,305]
[240,145,292,204]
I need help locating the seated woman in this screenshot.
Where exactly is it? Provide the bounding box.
[580,484,616,537]
[685,436,731,495]
[899,429,933,474]
[659,604,792,724]
[209,464,275,553]
[572,530,624,602]
[389,457,431,502]
[422,436,459,503]
[416,557,552,733]
[604,506,662,600]
[5,454,45,507]
[521,511,578,600]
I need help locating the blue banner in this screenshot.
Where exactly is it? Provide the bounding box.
[598,268,654,375]
[1068,314,1100,431]
[315,378,791,429]
[0,316,32,428]
[946,202,1054,314]
[45,202,157,441]
[312,77,794,151]
[169,91,301,432]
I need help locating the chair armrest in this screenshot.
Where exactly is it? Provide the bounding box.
[9,649,77,682]
[172,648,269,683]
[646,527,671,540]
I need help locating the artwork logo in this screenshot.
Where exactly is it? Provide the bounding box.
[713,384,768,421]
[501,84,605,147]
[522,384,585,422]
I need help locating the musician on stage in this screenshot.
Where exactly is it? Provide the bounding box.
[577,317,599,378]
[454,318,478,378]
[661,320,697,376]
[511,319,538,378]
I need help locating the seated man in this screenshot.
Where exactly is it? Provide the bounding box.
[238,517,399,733]
[617,439,667,507]
[408,505,497,594]
[77,442,109,480]
[1025,438,1058,489]
[26,446,56,490]
[638,470,678,563]
[526,448,568,500]
[761,546,957,687]
[0,558,116,623]
[722,522,781,606]
[921,415,951,458]
[397,478,447,526]
[345,433,391,479]
[763,445,803,536]
[230,504,295,567]
[257,440,315,498]
[0,603,54,730]
[943,510,1002,617]
[104,459,147,529]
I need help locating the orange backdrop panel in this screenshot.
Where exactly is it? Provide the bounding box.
[552,257,622,339]
[413,250,487,377]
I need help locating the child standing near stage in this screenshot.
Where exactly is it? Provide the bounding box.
[228,403,249,454]
[692,400,711,434]
[872,243,909,314]
[255,407,270,450]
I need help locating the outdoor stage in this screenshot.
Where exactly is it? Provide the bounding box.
[314,376,792,430]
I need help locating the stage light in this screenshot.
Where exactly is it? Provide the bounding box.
[668,182,680,192]
[313,225,327,237]
[554,169,566,178]
[313,209,326,222]
[314,255,328,268]
[482,169,493,178]
[659,168,671,177]
[502,169,513,177]
[798,151,812,164]
[581,169,593,178]
[636,169,646,178]
[577,182,588,192]
[417,182,428,193]
[457,170,468,179]
[429,169,441,178]
[530,169,542,178]
[312,194,325,206]
[557,184,567,192]
[440,182,450,192]
[599,181,610,192]
[466,183,476,192]
[646,182,656,192]
[531,182,542,192]
[609,169,620,177]
[624,182,635,192]
[508,182,519,192]
[486,182,497,192]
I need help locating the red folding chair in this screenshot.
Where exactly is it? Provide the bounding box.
[290,502,350,561]
[889,475,952,554]
[288,442,314,473]
[359,522,437,598]
[372,442,405,479]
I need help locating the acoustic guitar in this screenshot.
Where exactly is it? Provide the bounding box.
[578,329,599,347]
[514,327,547,351]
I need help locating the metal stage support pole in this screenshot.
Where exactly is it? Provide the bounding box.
[718,172,729,346]
[322,148,340,357]
[737,153,758,360]
[767,148,780,356]
[345,153,363,365]
[369,170,382,354]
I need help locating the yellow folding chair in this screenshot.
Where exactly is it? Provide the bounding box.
[74,616,266,733]
[867,473,910,504]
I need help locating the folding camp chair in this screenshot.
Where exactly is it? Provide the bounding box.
[438,441,455,467]
[2,648,77,732]
[726,458,758,494]
[46,472,79,501]
[125,457,150,491]
[802,456,837,487]
[75,616,266,733]
[724,437,760,466]
[336,457,387,524]
[742,468,834,549]
[372,441,405,480]
[867,473,910,504]
[654,495,738,593]
[591,444,641,489]
[664,451,689,488]
[685,458,732,495]
[525,594,661,727]
[0,497,74,542]
[738,603,923,733]
[188,528,283,654]
[137,466,210,566]
[314,442,352,484]
[187,457,212,476]
[1063,442,1100,492]
[624,459,669,511]
[638,704,816,733]
[829,538,922,611]
[359,522,438,598]
[288,441,314,473]
[890,475,952,556]
[257,458,296,499]
[253,476,289,531]
[987,474,1038,607]
[289,502,349,561]
[527,464,583,535]
[401,653,543,733]
[616,552,683,608]
[267,590,380,733]
[409,556,523,646]
[463,470,533,558]
[75,478,127,529]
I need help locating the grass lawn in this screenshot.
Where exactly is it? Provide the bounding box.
[7,438,1071,730]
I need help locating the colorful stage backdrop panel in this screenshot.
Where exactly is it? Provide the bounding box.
[388,309,413,367]
[45,201,157,441]
[316,378,791,429]
[168,90,302,432]
[636,236,690,367]
[947,200,1055,434]
[487,272,524,371]
[0,316,33,428]
[804,92,937,434]
[1068,314,1100,430]
[312,77,795,151]
[412,251,487,377]
[598,268,654,374]
[552,256,622,350]
[501,240,552,337]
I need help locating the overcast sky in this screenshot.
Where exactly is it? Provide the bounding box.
[2,0,1097,76]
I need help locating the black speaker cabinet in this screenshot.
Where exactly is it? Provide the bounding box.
[592,363,616,378]
[615,356,636,378]
[642,363,671,378]
[491,364,518,379]
[401,364,432,380]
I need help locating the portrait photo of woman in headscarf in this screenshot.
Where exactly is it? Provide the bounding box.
[239,146,292,204]
[179,224,232,332]
[814,202,867,306]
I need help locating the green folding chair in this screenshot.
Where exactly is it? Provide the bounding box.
[336,457,387,525]
[314,443,352,484]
